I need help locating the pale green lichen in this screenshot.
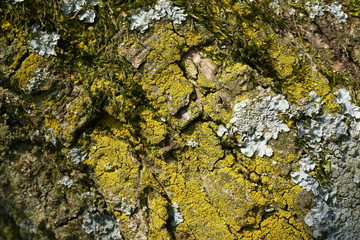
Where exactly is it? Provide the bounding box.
[129,0,187,33]
[29,25,59,58]
[292,89,360,239]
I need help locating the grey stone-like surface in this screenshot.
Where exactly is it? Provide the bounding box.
[82,211,123,240]
[292,89,360,239]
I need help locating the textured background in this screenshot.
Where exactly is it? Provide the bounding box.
[1,0,359,239]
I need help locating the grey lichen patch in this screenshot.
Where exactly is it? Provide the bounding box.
[57,175,74,188]
[335,88,360,119]
[19,219,38,235]
[307,3,325,19]
[327,2,348,24]
[29,25,59,58]
[216,124,228,138]
[61,0,100,23]
[23,68,50,94]
[223,87,360,237]
[291,89,360,239]
[168,202,184,227]
[82,211,123,240]
[299,91,323,117]
[129,0,187,33]
[220,88,290,158]
[305,2,348,24]
[113,197,135,216]
[67,147,88,164]
[186,139,198,147]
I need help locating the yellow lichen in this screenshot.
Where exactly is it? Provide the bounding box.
[177,121,224,169]
[165,172,235,239]
[269,43,297,79]
[70,7,317,239]
[147,23,186,70]
[201,92,231,122]
[137,106,168,145]
[1,22,11,29]
[13,53,44,90]
[148,195,171,239]
[283,72,339,112]
[79,101,310,239]
[136,63,194,116]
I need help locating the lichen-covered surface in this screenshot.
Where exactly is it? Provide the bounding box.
[1,0,359,239]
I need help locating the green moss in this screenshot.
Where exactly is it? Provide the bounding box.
[0,226,15,240]
[345,0,360,17]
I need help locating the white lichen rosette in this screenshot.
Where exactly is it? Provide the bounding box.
[29,25,59,58]
[61,0,99,23]
[219,89,290,158]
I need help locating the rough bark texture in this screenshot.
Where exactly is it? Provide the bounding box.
[0,0,359,239]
